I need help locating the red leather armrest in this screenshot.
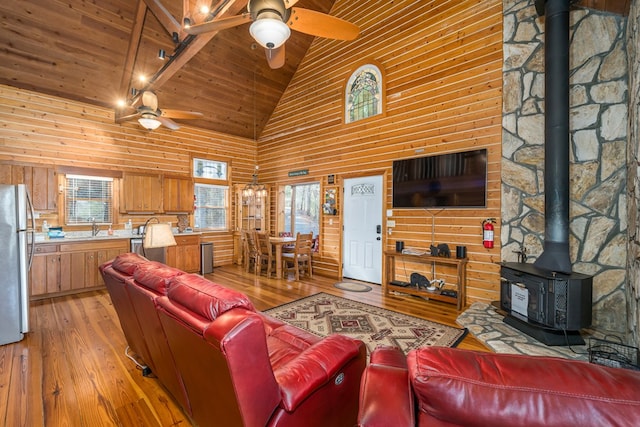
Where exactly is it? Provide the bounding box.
[274,334,364,411]
[358,347,414,427]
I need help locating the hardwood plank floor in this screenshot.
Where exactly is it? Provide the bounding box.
[1,264,489,426]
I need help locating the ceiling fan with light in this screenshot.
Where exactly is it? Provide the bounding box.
[119,91,204,131]
[184,0,359,69]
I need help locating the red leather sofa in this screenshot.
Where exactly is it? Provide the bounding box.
[100,253,366,427]
[358,346,640,427]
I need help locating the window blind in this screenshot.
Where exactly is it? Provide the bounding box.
[65,174,113,225]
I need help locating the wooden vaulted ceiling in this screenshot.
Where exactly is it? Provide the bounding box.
[0,0,630,140]
[0,0,336,139]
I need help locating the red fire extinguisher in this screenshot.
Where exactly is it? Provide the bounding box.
[482,218,496,249]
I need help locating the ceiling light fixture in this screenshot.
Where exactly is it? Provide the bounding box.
[249,17,290,49]
[158,49,166,60]
[138,113,162,130]
[243,166,268,198]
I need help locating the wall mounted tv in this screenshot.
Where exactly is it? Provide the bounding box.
[392,148,487,208]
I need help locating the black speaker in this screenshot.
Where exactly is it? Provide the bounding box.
[456,245,467,259]
[396,241,404,252]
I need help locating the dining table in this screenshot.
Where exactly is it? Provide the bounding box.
[269,236,296,278]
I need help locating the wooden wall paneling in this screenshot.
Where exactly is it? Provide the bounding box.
[258,0,503,305]
[0,84,257,268]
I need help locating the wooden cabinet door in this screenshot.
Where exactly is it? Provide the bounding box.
[31,253,59,296]
[163,176,194,213]
[25,166,57,211]
[167,235,200,273]
[65,251,87,290]
[120,174,162,213]
[85,251,100,288]
[177,243,200,273]
[0,165,57,211]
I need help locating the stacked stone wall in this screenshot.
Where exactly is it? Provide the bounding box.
[502,0,629,334]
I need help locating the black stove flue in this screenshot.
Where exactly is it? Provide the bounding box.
[532,0,574,275]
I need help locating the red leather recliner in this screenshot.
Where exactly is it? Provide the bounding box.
[101,253,367,427]
[358,346,640,427]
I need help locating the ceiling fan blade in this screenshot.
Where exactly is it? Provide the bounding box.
[157,116,181,130]
[141,91,158,111]
[160,109,204,119]
[287,8,359,40]
[265,45,285,69]
[185,13,251,35]
[116,110,140,123]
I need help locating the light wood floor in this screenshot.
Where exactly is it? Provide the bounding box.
[1,264,489,426]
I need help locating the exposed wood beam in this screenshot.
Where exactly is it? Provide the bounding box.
[142,0,182,37]
[116,0,248,122]
[144,0,248,90]
[118,1,147,102]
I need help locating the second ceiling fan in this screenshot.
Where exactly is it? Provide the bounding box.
[185,0,359,69]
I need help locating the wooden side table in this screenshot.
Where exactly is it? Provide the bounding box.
[383,250,467,310]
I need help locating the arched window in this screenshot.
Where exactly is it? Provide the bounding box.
[345,64,383,123]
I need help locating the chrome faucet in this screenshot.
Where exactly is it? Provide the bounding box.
[91,218,100,237]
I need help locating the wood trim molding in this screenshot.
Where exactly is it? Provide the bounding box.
[56,166,123,179]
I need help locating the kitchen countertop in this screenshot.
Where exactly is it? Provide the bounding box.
[34,230,202,243]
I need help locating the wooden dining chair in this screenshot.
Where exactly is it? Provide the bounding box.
[255,231,276,277]
[242,230,259,274]
[282,232,313,280]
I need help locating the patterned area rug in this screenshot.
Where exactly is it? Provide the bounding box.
[456,302,592,360]
[264,293,467,355]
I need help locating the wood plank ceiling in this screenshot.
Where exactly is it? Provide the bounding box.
[0,0,630,140]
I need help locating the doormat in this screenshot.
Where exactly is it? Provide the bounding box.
[264,293,467,355]
[333,282,373,292]
[456,302,595,361]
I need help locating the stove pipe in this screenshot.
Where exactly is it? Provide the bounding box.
[532,0,573,274]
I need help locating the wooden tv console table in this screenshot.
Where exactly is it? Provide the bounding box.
[383,250,467,310]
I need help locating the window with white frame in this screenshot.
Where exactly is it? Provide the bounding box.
[345,64,383,123]
[283,182,320,237]
[64,175,113,225]
[193,158,229,230]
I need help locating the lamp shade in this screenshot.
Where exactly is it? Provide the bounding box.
[143,223,177,248]
[249,18,290,49]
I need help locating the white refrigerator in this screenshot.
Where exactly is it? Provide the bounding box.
[0,184,34,345]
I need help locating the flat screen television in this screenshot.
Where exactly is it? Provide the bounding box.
[392,148,487,208]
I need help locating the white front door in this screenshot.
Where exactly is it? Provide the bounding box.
[342,175,383,284]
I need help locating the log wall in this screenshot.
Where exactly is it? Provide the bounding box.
[0,84,257,266]
[259,0,504,304]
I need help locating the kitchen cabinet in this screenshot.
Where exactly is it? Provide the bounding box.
[166,234,200,273]
[0,164,57,211]
[31,239,129,299]
[163,176,194,213]
[31,244,62,296]
[120,173,163,213]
